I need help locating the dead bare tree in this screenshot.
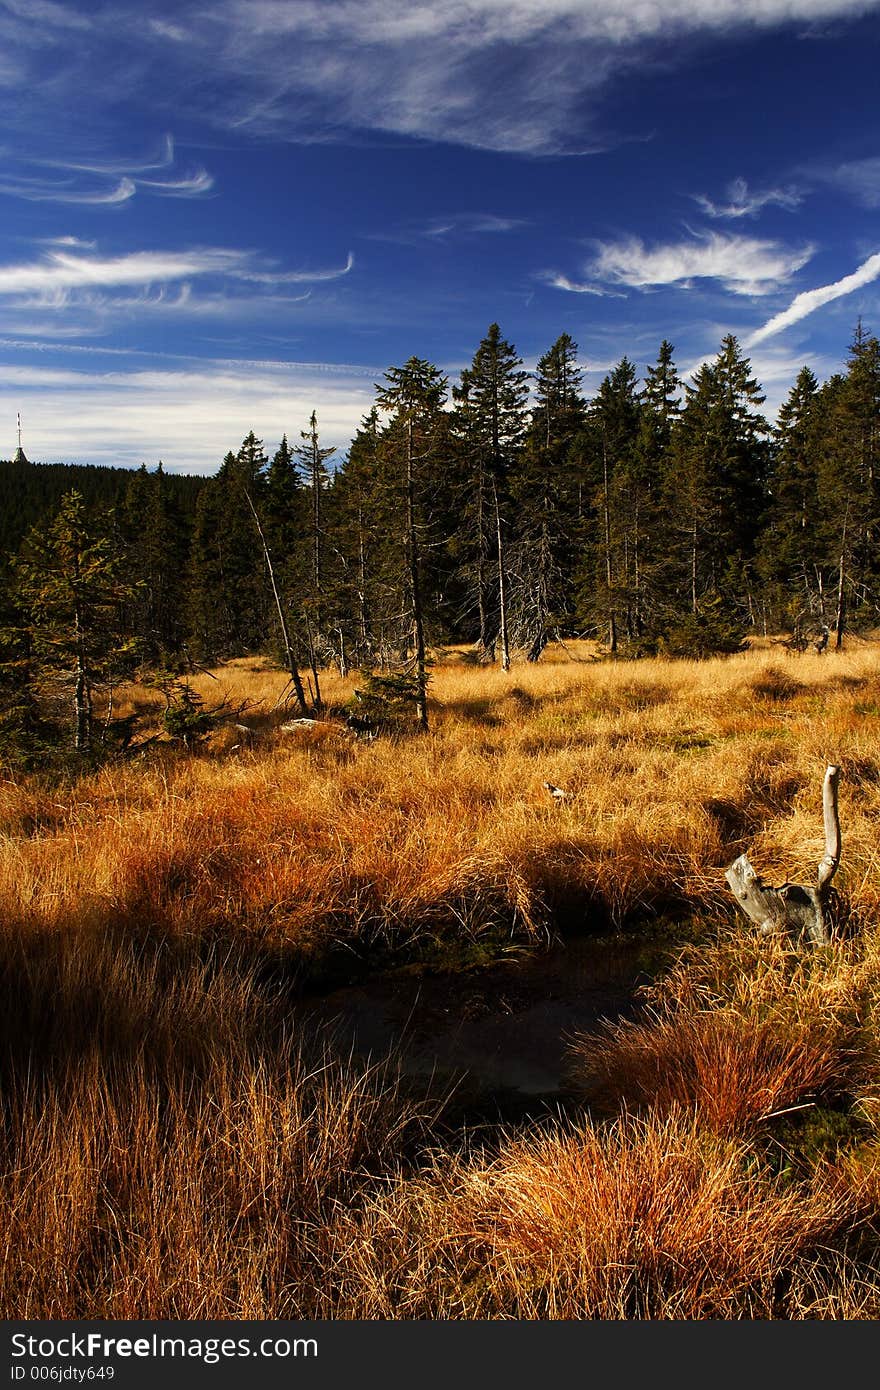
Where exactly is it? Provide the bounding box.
[725,764,841,946]
[243,488,309,717]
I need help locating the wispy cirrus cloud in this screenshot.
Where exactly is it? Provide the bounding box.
[0,0,91,31]
[0,134,213,207]
[136,170,216,196]
[0,247,243,297]
[0,244,354,299]
[585,230,814,296]
[812,155,880,207]
[40,133,178,177]
[747,248,880,345]
[370,214,526,246]
[422,214,526,237]
[5,0,880,156]
[694,176,804,219]
[0,175,137,205]
[232,252,355,285]
[539,270,619,297]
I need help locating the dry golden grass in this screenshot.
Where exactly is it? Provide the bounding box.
[570,1007,860,1134]
[319,1110,870,1318]
[5,640,880,1317]
[5,640,880,960]
[0,927,432,1319]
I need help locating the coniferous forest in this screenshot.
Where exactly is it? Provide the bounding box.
[2,321,879,760]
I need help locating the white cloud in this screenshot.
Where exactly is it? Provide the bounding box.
[182,0,880,152]
[217,0,880,49]
[694,177,804,219]
[136,170,215,197]
[541,271,616,296]
[232,252,354,285]
[0,135,213,207]
[0,0,91,30]
[588,231,814,296]
[42,134,177,176]
[0,175,136,204]
[6,0,880,155]
[0,245,355,301]
[747,249,880,345]
[1,355,380,472]
[423,214,525,237]
[38,236,97,249]
[814,156,880,207]
[148,19,189,43]
[0,248,244,297]
[369,214,525,246]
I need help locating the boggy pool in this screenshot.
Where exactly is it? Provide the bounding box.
[298,928,684,1107]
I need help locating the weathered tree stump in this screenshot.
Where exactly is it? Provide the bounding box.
[725,764,840,946]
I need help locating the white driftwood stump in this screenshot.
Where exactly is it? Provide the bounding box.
[725,764,841,946]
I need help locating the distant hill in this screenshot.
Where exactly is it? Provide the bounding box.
[0,458,207,564]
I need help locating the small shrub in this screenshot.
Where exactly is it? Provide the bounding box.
[658,599,747,659]
[348,668,427,734]
[161,680,218,748]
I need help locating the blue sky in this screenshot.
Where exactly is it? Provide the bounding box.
[2,0,880,474]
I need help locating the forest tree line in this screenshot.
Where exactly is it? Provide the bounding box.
[1,320,879,758]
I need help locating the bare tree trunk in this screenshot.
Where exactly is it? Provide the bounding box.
[834,506,849,652]
[476,468,494,661]
[633,499,642,637]
[493,477,510,672]
[602,436,617,654]
[527,517,550,662]
[73,596,91,753]
[244,489,309,716]
[357,507,370,663]
[74,657,90,752]
[406,418,429,732]
[691,515,699,616]
[305,612,323,711]
[305,411,323,599]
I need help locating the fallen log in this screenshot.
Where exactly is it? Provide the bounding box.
[725,764,840,946]
[279,718,355,738]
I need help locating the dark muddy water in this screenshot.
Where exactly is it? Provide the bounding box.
[299,932,675,1103]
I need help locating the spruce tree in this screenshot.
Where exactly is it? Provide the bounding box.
[124,463,188,664]
[584,356,642,652]
[0,569,44,767]
[328,408,388,670]
[189,434,271,658]
[660,336,768,644]
[15,491,134,754]
[643,339,682,432]
[759,366,827,634]
[510,334,587,659]
[815,324,880,643]
[453,324,529,664]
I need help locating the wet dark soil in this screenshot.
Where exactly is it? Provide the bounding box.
[297,929,681,1111]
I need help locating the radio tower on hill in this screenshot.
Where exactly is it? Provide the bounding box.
[13,412,29,465]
